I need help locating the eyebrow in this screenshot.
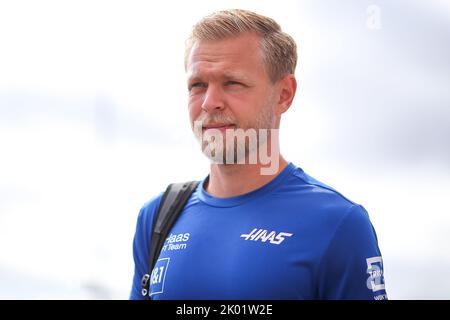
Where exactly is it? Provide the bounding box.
[187,71,251,83]
[223,72,250,82]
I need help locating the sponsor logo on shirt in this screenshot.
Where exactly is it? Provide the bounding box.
[240,228,293,245]
[162,233,190,252]
[366,256,386,294]
[150,258,170,296]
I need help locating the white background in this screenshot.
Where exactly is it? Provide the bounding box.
[0,0,449,299]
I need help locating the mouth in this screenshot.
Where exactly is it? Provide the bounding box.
[202,123,236,133]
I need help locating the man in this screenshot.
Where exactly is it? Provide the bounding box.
[130,9,387,300]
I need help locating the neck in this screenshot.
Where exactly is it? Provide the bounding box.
[204,155,289,198]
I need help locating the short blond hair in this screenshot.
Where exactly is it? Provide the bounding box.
[185,9,298,83]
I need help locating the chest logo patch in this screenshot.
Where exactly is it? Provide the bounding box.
[240,228,293,245]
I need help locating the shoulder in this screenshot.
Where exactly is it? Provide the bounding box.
[283,166,364,222]
[273,165,379,245]
[136,191,165,229]
[291,167,358,205]
[286,165,379,240]
[131,191,165,259]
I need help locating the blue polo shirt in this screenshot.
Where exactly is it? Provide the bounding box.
[130,163,387,300]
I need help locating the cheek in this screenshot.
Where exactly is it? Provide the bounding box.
[228,96,259,126]
[188,98,202,122]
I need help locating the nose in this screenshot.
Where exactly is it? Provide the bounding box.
[201,84,225,113]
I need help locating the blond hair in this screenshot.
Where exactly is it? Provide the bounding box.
[185,9,297,83]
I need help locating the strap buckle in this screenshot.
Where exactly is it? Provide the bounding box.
[141,274,150,297]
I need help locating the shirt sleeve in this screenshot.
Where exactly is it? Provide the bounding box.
[129,193,163,300]
[317,204,388,300]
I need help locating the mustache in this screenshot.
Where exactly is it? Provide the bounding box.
[194,113,238,127]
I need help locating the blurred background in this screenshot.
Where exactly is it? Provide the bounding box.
[0,0,449,299]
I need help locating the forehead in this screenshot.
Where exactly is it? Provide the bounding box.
[186,33,266,79]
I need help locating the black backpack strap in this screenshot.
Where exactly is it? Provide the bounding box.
[141,180,200,298]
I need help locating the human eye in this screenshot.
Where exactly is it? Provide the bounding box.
[225,80,243,86]
[188,82,207,91]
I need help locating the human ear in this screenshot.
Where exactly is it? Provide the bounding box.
[275,74,297,116]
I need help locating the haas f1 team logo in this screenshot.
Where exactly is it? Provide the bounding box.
[240,228,293,245]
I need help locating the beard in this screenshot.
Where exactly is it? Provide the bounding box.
[192,101,276,165]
